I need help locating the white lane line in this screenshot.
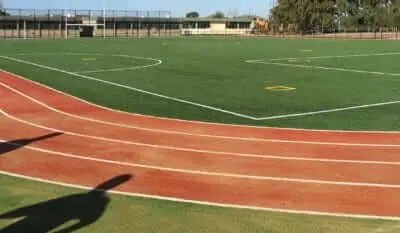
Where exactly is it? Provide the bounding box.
[268,52,400,61]
[3,81,400,148]
[1,108,400,164]
[2,107,400,160]
[2,139,400,188]
[3,68,400,134]
[0,55,257,120]
[2,171,400,221]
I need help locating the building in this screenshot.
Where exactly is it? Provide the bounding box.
[0,9,254,39]
[181,18,253,35]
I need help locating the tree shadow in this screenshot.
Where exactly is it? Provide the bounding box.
[0,174,133,233]
[0,132,63,156]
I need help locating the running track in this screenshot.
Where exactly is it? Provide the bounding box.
[1,70,400,220]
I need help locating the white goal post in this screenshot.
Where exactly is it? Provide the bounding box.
[65,23,106,39]
[64,8,106,39]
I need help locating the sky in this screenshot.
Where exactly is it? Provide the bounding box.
[3,0,274,17]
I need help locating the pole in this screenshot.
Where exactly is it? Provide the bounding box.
[103,0,106,39]
[23,20,26,39]
[65,9,68,39]
[103,7,106,39]
[16,22,19,38]
[130,23,133,38]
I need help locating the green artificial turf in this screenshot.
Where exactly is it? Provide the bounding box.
[1,37,399,130]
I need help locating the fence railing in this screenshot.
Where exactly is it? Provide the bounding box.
[1,8,400,40]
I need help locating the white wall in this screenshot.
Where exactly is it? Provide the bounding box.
[181,22,251,35]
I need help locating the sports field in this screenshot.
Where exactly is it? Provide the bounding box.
[1,38,400,233]
[1,38,400,130]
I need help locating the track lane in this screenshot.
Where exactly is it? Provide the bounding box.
[1,115,400,185]
[2,147,400,218]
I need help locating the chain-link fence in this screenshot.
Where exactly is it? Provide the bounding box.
[1,8,399,40]
[0,8,182,39]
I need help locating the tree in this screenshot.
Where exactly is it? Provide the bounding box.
[269,0,399,33]
[186,11,199,18]
[211,11,225,18]
[0,0,4,16]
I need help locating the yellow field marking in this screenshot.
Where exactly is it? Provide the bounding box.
[265,85,296,91]
[82,58,97,62]
[300,49,313,52]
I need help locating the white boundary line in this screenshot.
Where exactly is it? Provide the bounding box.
[245,60,400,77]
[76,65,157,74]
[2,63,400,133]
[3,139,400,188]
[245,59,400,120]
[12,53,163,74]
[3,80,400,147]
[0,55,257,120]
[255,100,400,120]
[268,51,400,61]
[2,172,399,221]
[75,54,163,74]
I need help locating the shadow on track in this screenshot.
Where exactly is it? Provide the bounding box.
[0,132,63,156]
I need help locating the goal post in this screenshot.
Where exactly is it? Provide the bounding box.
[65,23,106,39]
[64,8,106,39]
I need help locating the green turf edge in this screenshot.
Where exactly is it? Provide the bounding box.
[0,174,399,233]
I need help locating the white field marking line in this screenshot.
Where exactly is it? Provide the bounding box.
[76,65,155,74]
[269,51,400,61]
[2,109,400,168]
[13,52,162,64]
[0,55,257,120]
[245,60,400,77]
[246,60,400,120]
[75,54,163,74]
[2,139,400,188]
[255,100,400,120]
[3,81,400,149]
[3,69,400,134]
[2,172,399,222]
[12,52,163,74]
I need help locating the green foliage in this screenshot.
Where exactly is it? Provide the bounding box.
[0,0,9,16]
[270,0,400,32]
[185,11,199,18]
[211,11,225,19]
